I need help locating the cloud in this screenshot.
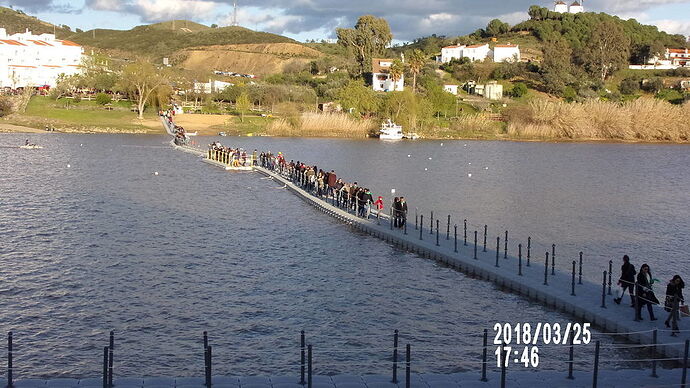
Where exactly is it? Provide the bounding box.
[86,0,217,22]
[649,19,690,36]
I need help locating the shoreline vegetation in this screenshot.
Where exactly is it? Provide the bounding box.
[3,96,688,144]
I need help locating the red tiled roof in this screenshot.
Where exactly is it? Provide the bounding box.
[29,40,54,46]
[466,44,486,49]
[668,48,689,54]
[443,45,463,49]
[1,40,26,46]
[42,65,62,68]
[9,65,36,68]
[495,44,518,48]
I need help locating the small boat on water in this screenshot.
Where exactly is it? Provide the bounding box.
[20,144,43,149]
[186,131,198,136]
[379,120,404,140]
[218,132,227,137]
[404,132,420,140]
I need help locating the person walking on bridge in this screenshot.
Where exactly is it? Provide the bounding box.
[664,275,685,336]
[636,263,659,321]
[614,255,636,306]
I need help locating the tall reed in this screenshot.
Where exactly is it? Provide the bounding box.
[266,112,376,138]
[507,98,690,142]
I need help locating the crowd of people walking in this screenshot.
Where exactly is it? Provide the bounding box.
[208,142,257,167]
[614,255,686,336]
[160,109,189,146]
[256,151,408,224]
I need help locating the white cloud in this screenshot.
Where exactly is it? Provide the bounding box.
[87,0,122,11]
[132,0,216,22]
[649,19,690,37]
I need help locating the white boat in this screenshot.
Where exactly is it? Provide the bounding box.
[186,131,198,136]
[404,132,420,140]
[379,120,403,140]
[218,132,227,137]
[20,144,43,149]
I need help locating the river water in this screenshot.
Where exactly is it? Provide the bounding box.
[0,134,687,378]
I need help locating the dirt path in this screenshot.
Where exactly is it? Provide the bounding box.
[0,123,46,133]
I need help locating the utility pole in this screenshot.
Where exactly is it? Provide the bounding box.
[232,1,239,26]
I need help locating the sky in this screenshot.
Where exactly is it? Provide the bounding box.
[2,0,690,43]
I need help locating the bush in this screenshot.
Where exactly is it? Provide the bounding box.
[95,93,112,105]
[641,77,664,94]
[511,83,528,98]
[0,97,13,117]
[620,78,640,95]
[656,89,685,105]
[71,95,81,103]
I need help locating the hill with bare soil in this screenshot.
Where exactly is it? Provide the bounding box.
[176,43,323,76]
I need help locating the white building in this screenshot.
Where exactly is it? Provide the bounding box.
[0,28,83,89]
[554,1,569,13]
[569,1,584,13]
[372,58,404,92]
[493,44,521,62]
[630,48,690,70]
[193,79,234,94]
[441,45,465,63]
[554,1,584,13]
[443,84,459,95]
[463,44,491,62]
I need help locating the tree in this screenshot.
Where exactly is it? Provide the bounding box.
[236,90,251,123]
[582,21,631,81]
[511,83,528,98]
[389,59,404,88]
[541,39,574,95]
[338,80,379,117]
[486,19,510,37]
[119,60,170,119]
[619,77,640,95]
[50,74,79,100]
[407,49,426,93]
[95,93,112,105]
[210,24,218,28]
[336,15,393,74]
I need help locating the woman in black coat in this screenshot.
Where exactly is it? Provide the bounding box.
[636,263,659,320]
[665,275,685,336]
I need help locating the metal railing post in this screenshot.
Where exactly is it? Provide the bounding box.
[463,220,467,246]
[480,329,488,382]
[551,244,555,275]
[429,211,434,235]
[518,244,523,276]
[102,347,108,388]
[300,331,305,385]
[483,225,487,252]
[405,344,411,388]
[544,252,549,285]
[504,231,508,259]
[571,261,576,296]
[307,345,313,388]
[392,330,398,383]
[608,260,613,295]
[474,231,478,260]
[446,215,451,240]
[454,225,458,253]
[527,237,531,266]
[601,271,607,308]
[436,220,440,246]
[579,252,583,284]
[8,332,13,388]
[592,341,600,388]
[419,215,423,241]
[108,331,114,388]
[495,237,500,267]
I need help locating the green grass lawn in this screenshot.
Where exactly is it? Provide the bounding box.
[17,96,158,132]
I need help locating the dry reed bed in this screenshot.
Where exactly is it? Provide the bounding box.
[266,112,375,138]
[507,99,690,142]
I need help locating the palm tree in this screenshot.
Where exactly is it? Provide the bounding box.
[389,59,405,91]
[408,49,426,93]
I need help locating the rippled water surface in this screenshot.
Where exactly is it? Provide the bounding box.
[1,134,687,378]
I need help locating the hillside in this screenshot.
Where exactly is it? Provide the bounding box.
[176,43,323,76]
[0,6,71,36]
[68,24,297,60]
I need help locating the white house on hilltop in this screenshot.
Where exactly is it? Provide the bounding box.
[440,43,521,63]
[441,45,465,63]
[493,44,521,62]
[371,58,404,92]
[554,1,584,13]
[0,28,83,89]
[463,44,491,62]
